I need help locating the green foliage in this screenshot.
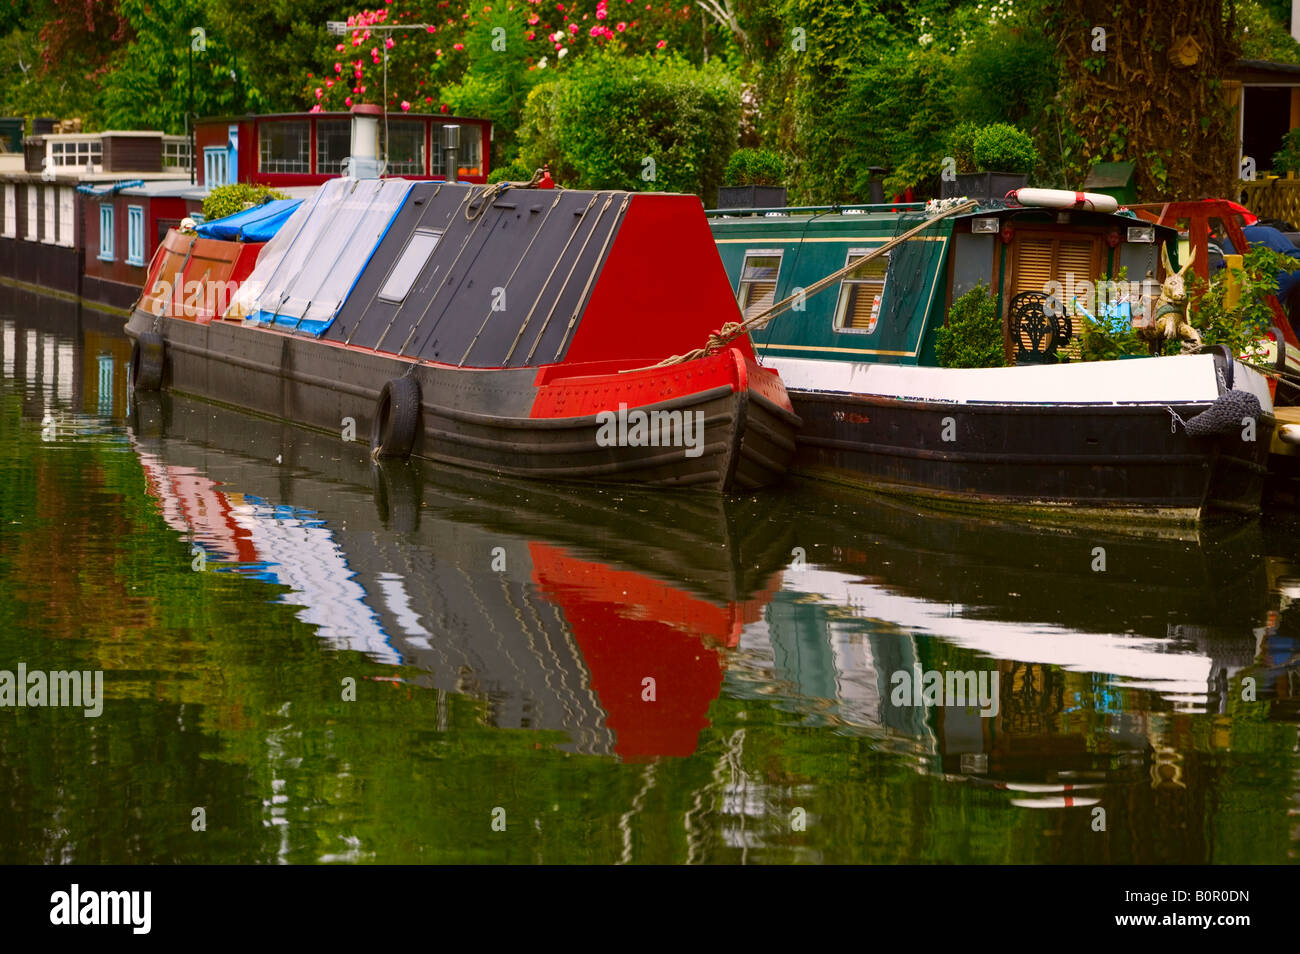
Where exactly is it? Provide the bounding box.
[972,122,1038,174]
[1273,127,1300,175]
[723,147,785,185]
[202,184,289,222]
[946,121,981,174]
[935,284,1007,369]
[515,52,740,201]
[1189,245,1295,359]
[1238,0,1300,64]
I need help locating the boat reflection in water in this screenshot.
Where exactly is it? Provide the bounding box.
[128,381,1296,800]
[129,389,793,760]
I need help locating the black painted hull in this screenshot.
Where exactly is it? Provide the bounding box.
[124,309,799,492]
[787,390,1274,523]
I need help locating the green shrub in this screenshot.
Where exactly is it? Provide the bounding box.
[935,284,1007,368]
[516,52,740,202]
[972,123,1038,174]
[488,158,536,184]
[1273,128,1300,175]
[724,148,786,186]
[202,184,289,222]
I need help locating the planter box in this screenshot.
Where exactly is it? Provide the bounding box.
[940,172,1029,201]
[716,185,787,210]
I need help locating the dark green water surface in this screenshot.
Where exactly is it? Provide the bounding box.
[2,295,1298,863]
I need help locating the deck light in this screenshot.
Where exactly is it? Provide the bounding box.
[971,217,999,234]
[1127,225,1155,243]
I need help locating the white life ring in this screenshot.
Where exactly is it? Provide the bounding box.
[1007,188,1119,213]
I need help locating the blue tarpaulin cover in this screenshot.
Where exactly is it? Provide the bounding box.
[196,199,302,242]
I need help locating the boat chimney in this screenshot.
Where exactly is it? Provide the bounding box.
[443,124,460,183]
[347,103,384,179]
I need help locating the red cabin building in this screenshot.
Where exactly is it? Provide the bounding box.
[193,111,492,188]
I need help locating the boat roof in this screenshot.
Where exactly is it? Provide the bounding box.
[319,181,750,368]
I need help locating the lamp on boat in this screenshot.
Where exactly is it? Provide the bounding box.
[1127,225,1156,243]
[346,103,384,179]
[443,124,461,184]
[970,216,999,234]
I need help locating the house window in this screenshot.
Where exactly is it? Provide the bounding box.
[384,121,426,176]
[315,120,350,174]
[50,139,101,169]
[98,204,114,262]
[258,120,310,173]
[833,248,889,333]
[378,229,443,302]
[204,147,229,186]
[57,188,75,248]
[162,138,192,173]
[736,250,782,320]
[127,205,145,266]
[4,185,16,238]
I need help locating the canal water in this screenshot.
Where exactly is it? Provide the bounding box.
[1,293,1298,864]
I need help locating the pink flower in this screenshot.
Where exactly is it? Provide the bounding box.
[425,96,433,103]
[453,42,464,50]
[568,22,578,33]
[326,79,334,87]
[589,25,599,35]
[360,85,367,92]
[345,96,353,106]
[400,100,411,111]
[310,104,322,113]
[385,37,395,49]
[616,21,625,30]
[596,8,606,17]
[335,43,344,52]
[526,30,534,39]
[315,87,322,98]
[528,13,538,23]
[347,14,355,25]
[556,2,563,8]
[435,48,443,55]
[655,38,665,47]
[334,62,342,72]
[370,46,378,57]
[427,24,436,31]
[440,104,449,113]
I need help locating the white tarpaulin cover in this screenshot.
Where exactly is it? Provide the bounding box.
[229,176,412,335]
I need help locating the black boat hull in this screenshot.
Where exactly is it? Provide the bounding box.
[125,309,799,492]
[787,389,1274,524]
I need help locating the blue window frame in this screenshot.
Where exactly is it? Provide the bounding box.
[204,147,229,187]
[126,205,145,266]
[98,204,114,262]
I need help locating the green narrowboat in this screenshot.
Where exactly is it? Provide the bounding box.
[707,195,1276,524]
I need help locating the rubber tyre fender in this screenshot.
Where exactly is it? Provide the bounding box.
[131,331,165,392]
[371,376,421,460]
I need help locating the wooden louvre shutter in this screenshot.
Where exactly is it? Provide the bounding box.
[1013,238,1055,296]
[838,253,888,331]
[738,254,781,319]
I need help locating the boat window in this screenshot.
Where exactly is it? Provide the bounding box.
[378,229,443,303]
[259,120,310,174]
[383,121,427,176]
[833,248,889,333]
[315,120,351,175]
[736,250,783,319]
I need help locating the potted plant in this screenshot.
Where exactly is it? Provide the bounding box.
[941,122,1038,200]
[717,148,787,210]
[1272,128,1300,179]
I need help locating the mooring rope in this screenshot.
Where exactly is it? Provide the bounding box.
[642,198,978,369]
